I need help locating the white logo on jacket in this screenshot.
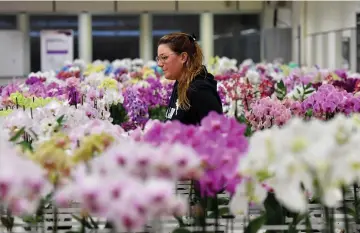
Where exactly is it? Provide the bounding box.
[165,108,175,119]
[165,99,180,119]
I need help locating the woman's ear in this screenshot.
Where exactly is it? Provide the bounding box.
[180,52,188,64]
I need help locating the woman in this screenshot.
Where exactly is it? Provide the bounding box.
[157,33,223,223]
[157,32,223,125]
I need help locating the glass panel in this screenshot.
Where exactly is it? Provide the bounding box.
[0,15,17,29]
[214,14,261,63]
[152,14,200,58]
[92,15,140,61]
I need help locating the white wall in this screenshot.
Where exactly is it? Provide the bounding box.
[262,7,292,29]
[0,1,262,13]
[0,31,25,77]
[292,1,359,70]
[306,1,359,34]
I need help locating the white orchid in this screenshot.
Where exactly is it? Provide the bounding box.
[231,115,360,215]
[82,72,107,88]
[112,58,132,71]
[230,178,267,216]
[145,60,157,68]
[218,57,238,73]
[270,71,285,82]
[246,69,260,85]
[102,89,124,106]
[239,59,254,69]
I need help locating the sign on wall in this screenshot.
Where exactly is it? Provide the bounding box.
[40,30,74,72]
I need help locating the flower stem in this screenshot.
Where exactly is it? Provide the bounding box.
[342,187,349,233]
[52,177,59,233]
[189,180,194,221]
[324,206,330,233]
[200,196,207,232]
[305,213,312,233]
[354,184,359,224]
[80,217,85,233]
[330,208,335,233]
[214,195,219,232]
[52,205,58,233]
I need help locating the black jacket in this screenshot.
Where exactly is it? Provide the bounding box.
[165,66,223,125]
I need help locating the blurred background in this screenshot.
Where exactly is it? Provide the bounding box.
[0,1,357,81]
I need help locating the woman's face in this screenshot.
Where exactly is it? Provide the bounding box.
[157,44,187,80]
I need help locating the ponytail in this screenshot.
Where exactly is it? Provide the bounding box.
[177,41,204,110]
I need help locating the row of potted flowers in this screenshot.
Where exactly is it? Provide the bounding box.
[1,57,360,233]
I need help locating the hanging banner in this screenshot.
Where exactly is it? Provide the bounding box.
[40,30,74,72]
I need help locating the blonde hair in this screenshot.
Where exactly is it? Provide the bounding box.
[158,32,204,110]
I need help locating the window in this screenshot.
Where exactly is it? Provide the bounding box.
[214,14,261,63]
[92,15,140,61]
[0,15,17,29]
[152,14,200,58]
[29,15,78,72]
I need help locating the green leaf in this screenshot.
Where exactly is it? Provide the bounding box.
[9,127,25,142]
[219,206,231,215]
[264,192,284,225]
[305,83,312,90]
[294,212,311,225]
[17,141,33,152]
[305,215,313,232]
[275,91,286,101]
[172,228,192,233]
[208,207,230,218]
[305,109,313,117]
[277,80,285,90]
[245,126,253,137]
[206,197,229,211]
[275,89,285,94]
[22,215,42,224]
[71,215,93,229]
[22,215,33,223]
[236,115,253,137]
[1,216,14,231]
[149,106,167,121]
[288,226,298,233]
[110,103,129,125]
[88,216,99,229]
[56,115,65,125]
[244,214,266,233]
[44,192,54,203]
[217,197,230,206]
[288,212,311,233]
[275,80,287,101]
[337,206,356,218]
[237,114,247,123]
[174,216,186,227]
[304,89,314,95]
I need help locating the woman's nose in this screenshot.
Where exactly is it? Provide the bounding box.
[157,60,163,67]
